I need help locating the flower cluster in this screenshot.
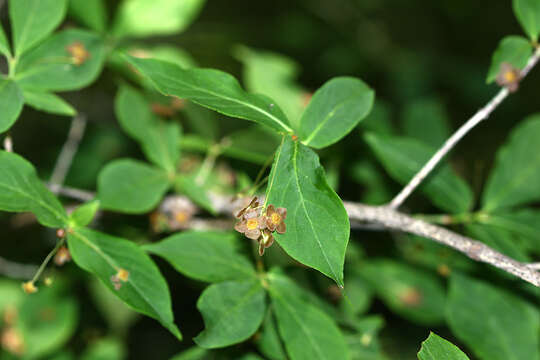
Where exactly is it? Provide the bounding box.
[66,41,90,66]
[234,197,287,256]
[496,62,521,92]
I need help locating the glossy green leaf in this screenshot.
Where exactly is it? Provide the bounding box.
[446,273,539,360]
[256,311,287,360]
[486,36,532,83]
[15,29,106,92]
[299,77,374,149]
[0,23,10,57]
[265,137,350,285]
[418,333,470,360]
[268,271,349,360]
[69,0,108,32]
[365,133,473,213]
[9,0,68,55]
[67,227,181,339]
[479,208,540,252]
[513,0,540,41]
[235,45,306,128]
[97,159,170,213]
[194,280,266,348]
[0,80,24,133]
[113,0,206,37]
[174,176,215,214]
[402,98,450,147]
[361,260,446,325]
[144,231,256,283]
[124,55,292,133]
[0,151,68,227]
[69,200,100,227]
[23,90,76,116]
[17,287,78,359]
[115,86,181,172]
[80,338,125,360]
[482,115,540,211]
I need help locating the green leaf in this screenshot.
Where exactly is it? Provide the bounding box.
[234,45,306,128]
[97,159,170,214]
[466,224,529,262]
[170,347,211,360]
[361,260,446,325]
[265,137,350,285]
[0,80,24,133]
[486,36,533,83]
[0,23,10,57]
[131,45,197,69]
[23,90,77,116]
[67,227,181,339]
[17,287,78,359]
[9,0,68,56]
[345,316,387,360]
[69,200,100,227]
[482,114,540,211]
[15,29,106,92]
[418,333,470,360]
[268,271,349,360]
[446,273,539,360]
[113,0,206,38]
[402,98,451,147]
[479,209,540,252]
[365,133,473,213]
[115,86,181,172]
[174,176,215,214]
[194,280,266,348]
[256,310,287,360]
[69,0,108,32]
[513,0,540,41]
[81,338,125,360]
[144,231,256,283]
[299,77,374,149]
[0,151,68,227]
[124,55,292,134]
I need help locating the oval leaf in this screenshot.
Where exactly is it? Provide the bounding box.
[268,272,349,360]
[365,133,473,213]
[513,0,540,41]
[15,29,106,92]
[0,151,68,227]
[482,114,540,211]
[97,159,170,213]
[67,227,181,339]
[144,231,256,283]
[418,333,470,360]
[69,0,108,32]
[124,55,292,134]
[486,36,532,83]
[23,91,76,116]
[194,280,266,348]
[446,273,539,360]
[69,200,100,227]
[9,0,67,55]
[299,77,374,149]
[265,137,350,285]
[0,79,24,133]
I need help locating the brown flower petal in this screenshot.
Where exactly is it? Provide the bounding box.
[276,221,286,234]
[245,229,261,240]
[277,207,287,219]
[258,241,265,256]
[264,234,274,248]
[234,220,247,233]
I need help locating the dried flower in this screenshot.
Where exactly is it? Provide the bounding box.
[264,205,287,234]
[399,287,422,306]
[56,228,66,238]
[258,229,275,256]
[1,327,24,355]
[496,62,521,92]
[21,281,37,294]
[54,246,71,266]
[235,196,259,219]
[66,41,90,66]
[110,268,129,290]
[235,209,266,240]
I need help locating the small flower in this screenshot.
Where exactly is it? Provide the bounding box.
[54,246,71,266]
[258,229,275,256]
[44,277,53,287]
[265,205,287,234]
[234,209,266,240]
[110,268,129,290]
[56,228,66,238]
[496,62,521,92]
[235,196,259,219]
[66,41,90,66]
[21,281,37,294]
[1,327,24,355]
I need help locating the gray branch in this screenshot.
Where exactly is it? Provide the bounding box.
[389,48,540,209]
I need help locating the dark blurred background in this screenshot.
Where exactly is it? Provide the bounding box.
[1,1,538,359]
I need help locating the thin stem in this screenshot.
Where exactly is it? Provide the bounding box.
[49,114,87,194]
[195,141,224,185]
[389,48,540,210]
[30,238,65,283]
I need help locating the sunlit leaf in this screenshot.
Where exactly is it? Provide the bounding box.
[0,80,24,133]
[23,90,76,116]
[486,36,532,83]
[418,333,470,360]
